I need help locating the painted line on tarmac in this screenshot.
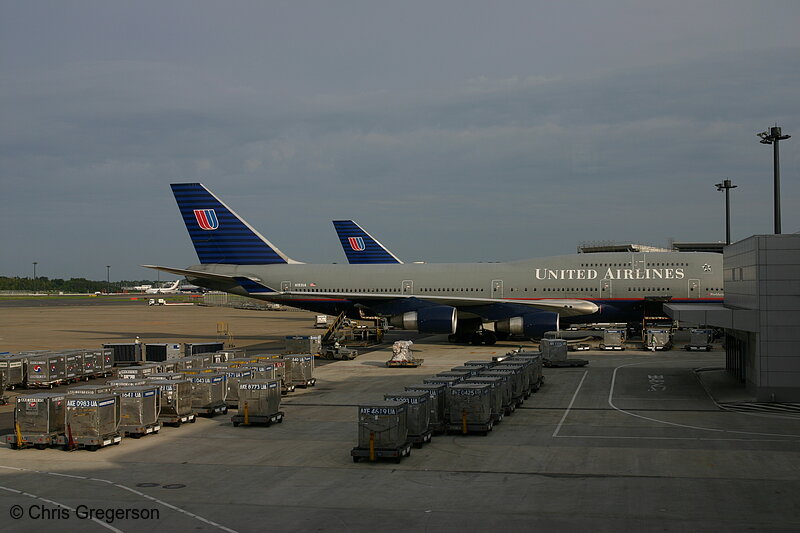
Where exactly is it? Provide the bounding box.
[607,361,800,439]
[0,484,124,533]
[552,370,588,438]
[0,465,239,533]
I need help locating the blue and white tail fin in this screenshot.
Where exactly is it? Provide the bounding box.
[171,183,300,265]
[332,220,403,264]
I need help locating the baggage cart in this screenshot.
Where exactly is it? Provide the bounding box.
[231,379,283,427]
[189,373,228,416]
[4,392,66,449]
[405,383,447,434]
[685,329,714,351]
[475,371,515,414]
[600,329,626,350]
[351,401,411,463]
[282,354,316,387]
[464,376,505,423]
[118,386,161,437]
[26,354,66,388]
[58,394,122,451]
[386,340,423,367]
[384,391,432,447]
[222,367,254,408]
[152,379,195,426]
[447,384,494,435]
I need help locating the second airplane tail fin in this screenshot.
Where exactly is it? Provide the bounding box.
[171,183,300,265]
[333,220,403,264]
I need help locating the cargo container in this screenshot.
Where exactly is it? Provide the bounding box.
[434,371,470,383]
[540,338,568,363]
[450,366,479,377]
[384,391,432,447]
[351,401,411,463]
[404,383,447,434]
[184,342,224,357]
[474,371,514,414]
[221,367,254,408]
[151,379,195,426]
[91,348,114,377]
[422,376,462,389]
[146,372,186,381]
[479,367,524,407]
[173,354,213,371]
[116,363,160,380]
[58,394,122,450]
[236,361,276,381]
[231,379,283,427]
[447,384,493,435]
[69,384,115,395]
[507,352,545,392]
[103,343,142,366]
[213,349,244,363]
[189,373,227,416]
[493,362,532,398]
[64,352,83,382]
[284,335,322,356]
[685,329,714,351]
[270,359,295,393]
[156,361,178,373]
[646,329,673,351]
[118,386,161,437]
[0,355,27,389]
[144,343,182,362]
[463,376,505,423]
[5,393,66,449]
[26,354,66,388]
[80,350,100,378]
[108,378,148,387]
[600,329,626,350]
[463,360,495,370]
[282,354,316,387]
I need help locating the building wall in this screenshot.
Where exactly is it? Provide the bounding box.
[723,234,800,401]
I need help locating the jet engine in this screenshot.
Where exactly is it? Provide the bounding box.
[495,311,559,340]
[389,306,457,334]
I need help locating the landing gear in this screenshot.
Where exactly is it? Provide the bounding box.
[469,330,497,345]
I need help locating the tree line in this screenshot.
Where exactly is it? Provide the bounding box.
[0,276,157,294]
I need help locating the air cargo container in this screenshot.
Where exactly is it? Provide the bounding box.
[5,393,66,449]
[447,384,493,435]
[351,401,411,463]
[404,383,447,434]
[384,391,432,447]
[118,386,161,437]
[231,379,283,427]
[58,394,122,450]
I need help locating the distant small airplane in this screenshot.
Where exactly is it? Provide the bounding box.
[145,280,181,294]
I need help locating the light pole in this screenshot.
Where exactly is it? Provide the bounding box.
[715,179,737,245]
[757,125,791,234]
[106,265,111,294]
[32,261,37,294]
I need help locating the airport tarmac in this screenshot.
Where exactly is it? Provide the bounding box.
[1,301,799,532]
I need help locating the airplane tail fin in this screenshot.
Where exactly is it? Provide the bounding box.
[332,220,403,264]
[171,183,299,265]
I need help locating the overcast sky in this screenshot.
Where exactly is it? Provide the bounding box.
[2,1,799,281]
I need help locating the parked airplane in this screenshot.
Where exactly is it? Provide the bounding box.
[145,183,724,344]
[332,220,403,264]
[144,280,181,294]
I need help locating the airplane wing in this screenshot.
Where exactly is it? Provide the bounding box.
[280,290,598,317]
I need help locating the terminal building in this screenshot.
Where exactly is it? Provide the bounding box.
[666,234,800,402]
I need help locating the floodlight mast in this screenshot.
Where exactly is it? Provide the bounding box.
[757,126,791,234]
[715,179,737,245]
